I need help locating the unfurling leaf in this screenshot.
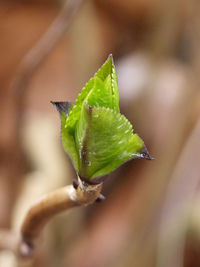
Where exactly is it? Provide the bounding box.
[52,55,151,184]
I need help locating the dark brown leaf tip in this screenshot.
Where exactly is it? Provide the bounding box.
[51,101,73,116]
[72,180,79,190]
[139,145,154,160]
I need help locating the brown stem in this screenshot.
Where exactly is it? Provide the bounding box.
[19,178,102,257]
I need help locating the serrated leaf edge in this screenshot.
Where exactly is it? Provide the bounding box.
[65,77,95,128]
[66,54,116,129]
[87,105,134,135]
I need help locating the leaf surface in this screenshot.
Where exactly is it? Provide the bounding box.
[51,102,79,171]
[66,55,119,133]
[76,105,145,179]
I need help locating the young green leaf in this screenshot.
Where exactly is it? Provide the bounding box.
[51,101,79,170]
[52,55,151,184]
[76,105,147,180]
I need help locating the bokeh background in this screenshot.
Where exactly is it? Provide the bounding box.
[0,0,200,266]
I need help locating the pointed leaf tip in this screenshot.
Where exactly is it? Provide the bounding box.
[51,101,73,116]
[108,53,113,60]
[104,54,114,66]
[139,146,153,160]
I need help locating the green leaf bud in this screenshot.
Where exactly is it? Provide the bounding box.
[52,55,151,184]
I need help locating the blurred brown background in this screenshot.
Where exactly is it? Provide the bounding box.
[0,0,200,266]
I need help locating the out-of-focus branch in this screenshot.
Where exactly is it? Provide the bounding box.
[12,0,83,97]
[157,119,200,267]
[19,177,102,257]
[10,0,84,138]
[0,1,84,259]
